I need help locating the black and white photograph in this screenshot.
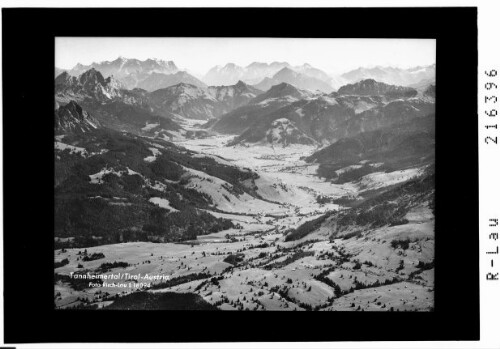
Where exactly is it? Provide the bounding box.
[53,37,436,311]
[2,4,487,346]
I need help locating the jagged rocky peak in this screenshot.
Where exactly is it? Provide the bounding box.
[234,80,248,88]
[75,68,124,91]
[60,100,87,118]
[104,75,124,89]
[56,70,70,79]
[55,71,75,86]
[55,68,124,103]
[55,100,100,133]
[79,68,107,86]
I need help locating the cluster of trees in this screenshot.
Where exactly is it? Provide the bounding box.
[55,194,234,248]
[409,259,435,280]
[82,252,105,261]
[395,259,405,272]
[416,259,434,270]
[352,260,362,270]
[54,128,247,249]
[195,275,224,291]
[341,230,363,240]
[263,250,314,270]
[97,261,130,272]
[316,195,336,205]
[150,156,184,181]
[352,276,400,291]
[150,272,211,290]
[335,165,376,184]
[342,201,400,228]
[330,195,359,207]
[313,267,344,297]
[285,215,328,242]
[142,207,235,241]
[337,171,435,231]
[158,148,258,197]
[223,253,245,266]
[390,239,411,250]
[245,242,269,250]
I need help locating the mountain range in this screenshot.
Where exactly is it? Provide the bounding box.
[66,57,205,91]
[55,69,124,104]
[60,57,436,93]
[209,83,314,135]
[203,62,334,87]
[55,100,101,134]
[337,79,418,98]
[211,79,433,147]
[204,63,335,93]
[147,80,263,120]
[68,57,179,80]
[56,65,435,151]
[341,64,436,87]
[54,69,265,137]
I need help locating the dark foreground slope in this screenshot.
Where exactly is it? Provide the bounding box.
[104,292,218,310]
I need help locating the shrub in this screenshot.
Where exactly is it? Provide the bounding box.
[390,239,411,250]
[223,253,245,266]
[82,252,105,262]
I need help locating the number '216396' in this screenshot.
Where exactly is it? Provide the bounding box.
[485,69,498,145]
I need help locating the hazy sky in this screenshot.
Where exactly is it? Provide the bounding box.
[56,37,435,76]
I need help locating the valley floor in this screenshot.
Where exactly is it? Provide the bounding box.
[54,127,434,311]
